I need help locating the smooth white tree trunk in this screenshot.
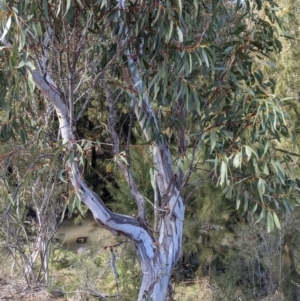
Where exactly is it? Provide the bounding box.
[30,69,185,300]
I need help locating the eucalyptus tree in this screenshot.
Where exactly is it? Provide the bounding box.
[0,0,299,300]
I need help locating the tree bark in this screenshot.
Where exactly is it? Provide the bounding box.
[115,0,186,296]
[29,1,186,293]
[30,66,185,300]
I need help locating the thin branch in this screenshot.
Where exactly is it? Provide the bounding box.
[76,54,118,121]
[0,153,54,221]
[76,13,92,54]
[103,78,146,221]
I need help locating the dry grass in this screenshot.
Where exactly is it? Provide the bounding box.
[174,278,213,301]
[0,277,65,301]
[0,277,213,301]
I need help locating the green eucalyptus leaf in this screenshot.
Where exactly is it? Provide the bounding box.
[233,153,241,168]
[257,178,266,201]
[58,169,68,183]
[201,48,209,68]
[177,26,183,43]
[76,0,84,9]
[250,203,258,215]
[56,0,62,16]
[65,0,71,16]
[43,0,48,17]
[0,16,11,42]
[267,211,274,233]
[244,145,252,161]
[255,207,266,224]
[236,198,241,210]
[27,71,36,93]
[219,160,228,186]
[210,131,217,153]
[273,212,281,231]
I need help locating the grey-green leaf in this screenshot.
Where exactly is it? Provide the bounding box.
[273,212,281,230]
[267,211,274,233]
[0,16,11,41]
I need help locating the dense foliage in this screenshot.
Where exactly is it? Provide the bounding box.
[0,0,300,300]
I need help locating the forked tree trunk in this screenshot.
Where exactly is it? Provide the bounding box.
[28,4,185,298]
[30,70,185,300]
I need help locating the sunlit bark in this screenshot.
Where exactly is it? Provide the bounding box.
[30,70,164,300]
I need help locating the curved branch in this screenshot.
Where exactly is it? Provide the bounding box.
[29,69,155,262]
[117,2,185,299]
